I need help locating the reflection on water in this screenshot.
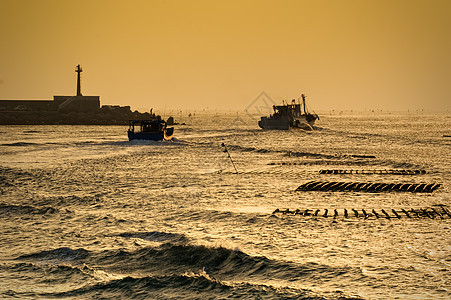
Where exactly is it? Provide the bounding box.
[0,112,450,299]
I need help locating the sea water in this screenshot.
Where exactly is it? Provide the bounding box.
[0,112,450,299]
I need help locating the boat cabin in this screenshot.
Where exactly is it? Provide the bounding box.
[128,119,167,134]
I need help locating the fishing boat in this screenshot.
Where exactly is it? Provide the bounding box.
[258,94,319,130]
[127,119,174,141]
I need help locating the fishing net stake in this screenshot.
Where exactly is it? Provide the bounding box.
[222,143,238,174]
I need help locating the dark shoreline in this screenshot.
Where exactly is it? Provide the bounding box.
[0,110,156,125]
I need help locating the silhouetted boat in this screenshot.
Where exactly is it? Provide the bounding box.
[258,94,319,130]
[127,119,174,141]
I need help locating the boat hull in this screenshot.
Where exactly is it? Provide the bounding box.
[258,115,316,130]
[128,127,174,141]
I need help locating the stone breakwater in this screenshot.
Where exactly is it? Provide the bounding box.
[0,108,156,125]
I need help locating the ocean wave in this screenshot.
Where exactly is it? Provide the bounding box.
[29,195,101,207]
[18,247,90,262]
[17,243,358,284]
[0,203,59,216]
[1,138,182,149]
[171,137,188,144]
[0,142,38,147]
[23,130,41,133]
[6,261,94,283]
[0,167,35,186]
[118,231,189,244]
[127,139,177,146]
[226,143,378,161]
[35,272,362,299]
[222,142,423,169]
[179,210,237,222]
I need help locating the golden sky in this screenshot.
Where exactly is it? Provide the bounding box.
[0,0,450,111]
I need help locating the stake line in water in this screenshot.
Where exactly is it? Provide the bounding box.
[221,143,238,174]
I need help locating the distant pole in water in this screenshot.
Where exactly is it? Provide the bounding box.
[222,143,238,174]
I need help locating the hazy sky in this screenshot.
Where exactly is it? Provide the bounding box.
[1,0,450,111]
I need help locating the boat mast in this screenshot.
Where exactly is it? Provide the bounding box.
[301,94,307,114]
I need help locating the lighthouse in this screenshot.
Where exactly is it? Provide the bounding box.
[53,65,100,112]
[76,64,83,96]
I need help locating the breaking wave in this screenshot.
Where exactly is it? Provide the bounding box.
[12,242,364,299]
[117,231,190,244]
[18,247,90,261]
[14,242,365,298]
[36,272,361,300]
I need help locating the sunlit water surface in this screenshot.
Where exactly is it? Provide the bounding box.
[0,112,450,299]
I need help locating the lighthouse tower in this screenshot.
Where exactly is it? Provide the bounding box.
[76,64,83,96]
[53,65,100,112]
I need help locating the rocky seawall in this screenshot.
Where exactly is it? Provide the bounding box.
[0,109,156,125]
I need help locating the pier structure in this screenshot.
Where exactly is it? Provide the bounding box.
[0,65,99,113]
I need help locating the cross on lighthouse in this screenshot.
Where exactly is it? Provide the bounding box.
[75,64,83,96]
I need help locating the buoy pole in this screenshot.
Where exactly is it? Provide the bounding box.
[221,143,238,174]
